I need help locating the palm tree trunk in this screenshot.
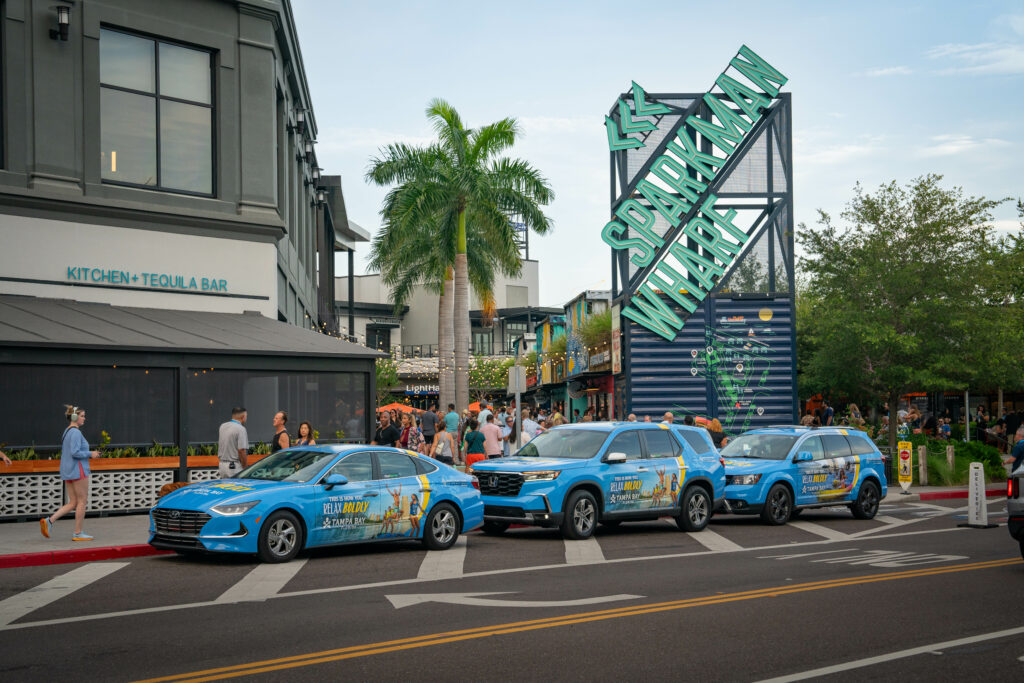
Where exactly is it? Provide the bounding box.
[454,210,470,411]
[438,269,455,411]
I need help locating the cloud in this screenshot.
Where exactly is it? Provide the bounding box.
[863,65,913,77]
[918,134,1012,157]
[926,42,1024,75]
[316,126,433,155]
[1007,15,1024,36]
[795,133,885,166]
[518,116,595,136]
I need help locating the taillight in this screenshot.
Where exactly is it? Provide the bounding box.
[1009,478,1020,499]
[471,476,480,490]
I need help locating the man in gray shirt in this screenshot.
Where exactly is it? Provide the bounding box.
[420,404,439,443]
[217,407,249,479]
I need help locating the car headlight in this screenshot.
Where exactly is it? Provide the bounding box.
[522,470,560,482]
[211,500,260,515]
[727,474,762,486]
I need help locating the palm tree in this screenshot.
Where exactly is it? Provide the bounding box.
[367,99,553,410]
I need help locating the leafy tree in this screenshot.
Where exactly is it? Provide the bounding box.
[468,357,514,401]
[366,100,553,412]
[798,174,1009,451]
[375,356,400,405]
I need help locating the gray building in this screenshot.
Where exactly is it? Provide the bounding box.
[0,0,379,488]
[0,0,329,326]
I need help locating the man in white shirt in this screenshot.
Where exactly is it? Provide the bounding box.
[522,408,540,438]
[478,400,492,426]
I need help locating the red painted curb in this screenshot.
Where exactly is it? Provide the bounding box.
[0,544,171,569]
[917,488,1004,501]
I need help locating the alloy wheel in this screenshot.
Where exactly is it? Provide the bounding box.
[574,498,595,534]
[267,519,297,557]
[432,509,457,545]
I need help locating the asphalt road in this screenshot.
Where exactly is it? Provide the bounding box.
[1,497,1021,682]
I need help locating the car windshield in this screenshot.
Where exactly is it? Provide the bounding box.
[515,429,609,459]
[236,449,335,482]
[720,434,798,460]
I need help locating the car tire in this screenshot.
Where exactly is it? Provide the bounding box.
[760,484,793,526]
[561,489,598,540]
[1020,540,1024,561]
[599,520,621,528]
[257,510,303,563]
[851,480,881,520]
[676,486,711,532]
[422,503,460,550]
[481,521,509,536]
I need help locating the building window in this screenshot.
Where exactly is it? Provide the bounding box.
[100,28,214,195]
[504,321,527,355]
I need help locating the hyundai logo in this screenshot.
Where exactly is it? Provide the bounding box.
[488,476,498,488]
[169,510,181,520]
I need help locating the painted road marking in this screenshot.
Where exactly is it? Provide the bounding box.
[690,529,743,552]
[385,591,643,609]
[758,549,861,560]
[790,521,848,541]
[0,562,128,626]
[811,549,968,568]
[874,515,902,525]
[133,558,1023,683]
[564,537,605,565]
[755,624,1024,683]
[0,524,982,633]
[417,536,467,579]
[215,560,307,603]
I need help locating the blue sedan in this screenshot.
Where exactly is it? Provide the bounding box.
[149,445,484,562]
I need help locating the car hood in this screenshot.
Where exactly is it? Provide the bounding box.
[154,478,298,510]
[470,457,588,472]
[723,457,787,475]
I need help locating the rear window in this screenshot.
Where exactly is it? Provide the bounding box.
[676,428,713,455]
[414,457,438,474]
[844,433,876,456]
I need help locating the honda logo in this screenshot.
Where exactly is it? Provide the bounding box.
[488,476,498,488]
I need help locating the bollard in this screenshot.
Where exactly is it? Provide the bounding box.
[946,445,955,470]
[958,462,996,528]
[917,445,928,486]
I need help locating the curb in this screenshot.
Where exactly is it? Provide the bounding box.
[917,487,1005,502]
[0,544,171,569]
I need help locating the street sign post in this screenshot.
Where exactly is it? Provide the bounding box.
[897,440,913,494]
[508,365,527,450]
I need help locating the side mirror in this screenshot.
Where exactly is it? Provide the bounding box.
[604,452,627,464]
[324,473,348,489]
[794,451,813,463]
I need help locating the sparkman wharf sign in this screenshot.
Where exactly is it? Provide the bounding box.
[602,46,788,341]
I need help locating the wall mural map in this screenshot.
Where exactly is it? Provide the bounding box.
[688,307,776,434]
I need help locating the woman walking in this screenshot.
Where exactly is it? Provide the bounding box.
[399,412,425,454]
[431,429,455,465]
[41,405,100,541]
[462,418,486,469]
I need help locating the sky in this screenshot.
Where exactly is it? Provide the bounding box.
[291,0,1024,307]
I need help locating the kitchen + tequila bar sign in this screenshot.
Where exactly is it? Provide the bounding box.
[603,45,788,341]
[66,266,229,292]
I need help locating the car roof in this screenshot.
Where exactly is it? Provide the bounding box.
[550,422,695,433]
[738,426,866,436]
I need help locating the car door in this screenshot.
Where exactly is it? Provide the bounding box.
[794,436,828,506]
[377,451,430,539]
[311,451,381,547]
[642,428,685,511]
[822,433,856,500]
[597,430,649,514]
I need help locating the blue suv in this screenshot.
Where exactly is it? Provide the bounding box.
[470,422,725,540]
[720,426,887,525]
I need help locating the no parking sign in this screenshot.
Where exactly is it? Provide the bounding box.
[897,440,913,492]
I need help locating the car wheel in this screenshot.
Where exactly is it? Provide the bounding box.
[852,480,881,520]
[760,484,792,526]
[481,521,509,536]
[422,503,460,550]
[599,520,621,528]
[257,510,303,563]
[676,486,711,532]
[561,489,598,540]
[1020,540,1024,561]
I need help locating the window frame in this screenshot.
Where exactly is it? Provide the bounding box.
[821,434,853,459]
[325,451,375,484]
[607,430,645,461]
[375,451,420,480]
[642,429,680,459]
[798,435,826,461]
[99,26,216,197]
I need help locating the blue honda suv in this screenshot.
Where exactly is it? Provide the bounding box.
[721,426,887,525]
[470,422,725,540]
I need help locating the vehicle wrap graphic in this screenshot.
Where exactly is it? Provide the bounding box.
[800,456,860,501]
[607,457,687,512]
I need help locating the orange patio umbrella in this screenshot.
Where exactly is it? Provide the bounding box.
[378,402,415,414]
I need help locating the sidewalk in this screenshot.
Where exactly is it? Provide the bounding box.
[0,514,163,568]
[882,484,1006,503]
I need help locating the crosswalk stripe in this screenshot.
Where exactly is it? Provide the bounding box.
[417,536,467,579]
[790,521,848,541]
[565,537,605,564]
[689,529,743,552]
[215,560,307,603]
[0,562,129,626]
